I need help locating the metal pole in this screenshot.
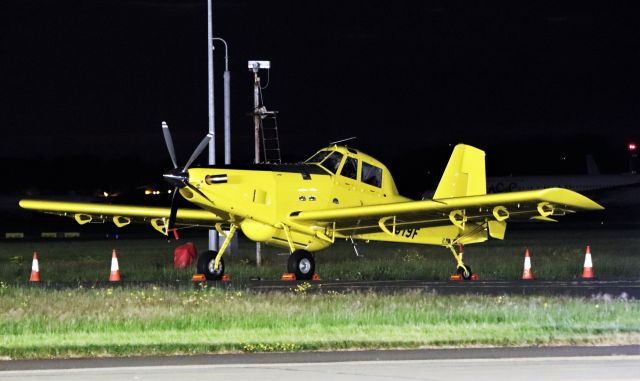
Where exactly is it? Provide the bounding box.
[224,70,231,165]
[224,70,231,164]
[253,68,261,164]
[212,37,232,254]
[252,65,262,266]
[207,0,219,251]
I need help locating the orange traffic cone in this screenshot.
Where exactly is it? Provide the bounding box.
[582,245,594,279]
[109,249,121,282]
[522,248,533,280]
[29,251,40,282]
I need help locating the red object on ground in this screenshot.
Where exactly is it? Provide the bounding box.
[29,251,40,282]
[109,249,121,282]
[582,245,594,279]
[174,242,197,269]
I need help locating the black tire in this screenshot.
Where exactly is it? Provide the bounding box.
[457,264,473,280]
[287,250,315,280]
[197,250,225,280]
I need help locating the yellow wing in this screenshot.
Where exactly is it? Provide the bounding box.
[19,199,223,235]
[289,187,603,237]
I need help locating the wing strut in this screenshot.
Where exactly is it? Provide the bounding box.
[276,223,296,253]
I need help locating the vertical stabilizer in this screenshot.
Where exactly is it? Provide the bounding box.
[585,154,600,175]
[433,144,486,199]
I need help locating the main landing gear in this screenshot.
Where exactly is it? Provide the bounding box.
[197,251,225,280]
[277,223,317,280]
[287,249,316,280]
[448,244,474,280]
[196,224,237,280]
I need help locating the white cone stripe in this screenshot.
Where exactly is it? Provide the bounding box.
[523,256,531,270]
[32,259,39,272]
[584,253,593,268]
[111,257,119,272]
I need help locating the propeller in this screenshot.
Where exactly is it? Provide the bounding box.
[162,121,178,169]
[161,121,213,234]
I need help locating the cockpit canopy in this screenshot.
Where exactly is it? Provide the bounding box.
[304,146,398,194]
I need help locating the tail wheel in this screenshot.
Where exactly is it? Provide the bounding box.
[197,250,225,280]
[457,264,472,280]
[287,250,315,280]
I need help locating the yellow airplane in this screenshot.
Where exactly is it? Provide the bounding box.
[20,123,603,280]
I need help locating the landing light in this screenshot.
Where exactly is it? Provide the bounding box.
[629,142,637,152]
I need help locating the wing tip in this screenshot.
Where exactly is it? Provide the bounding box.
[18,199,34,209]
[542,188,604,210]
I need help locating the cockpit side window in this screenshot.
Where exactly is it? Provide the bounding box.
[305,150,331,163]
[340,157,358,180]
[320,151,344,174]
[361,161,383,188]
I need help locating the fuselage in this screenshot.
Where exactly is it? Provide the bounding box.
[179,145,411,251]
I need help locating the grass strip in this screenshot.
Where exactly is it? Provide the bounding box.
[0,285,638,359]
[1,227,639,283]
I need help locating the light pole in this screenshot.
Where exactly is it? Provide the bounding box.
[212,37,234,254]
[206,0,218,251]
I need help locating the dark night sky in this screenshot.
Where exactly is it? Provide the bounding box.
[2,1,639,197]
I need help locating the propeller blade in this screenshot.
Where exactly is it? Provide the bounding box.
[183,133,213,171]
[167,186,180,232]
[162,121,178,169]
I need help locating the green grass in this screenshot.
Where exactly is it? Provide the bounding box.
[0,285,638,359]
[0,227,638,282]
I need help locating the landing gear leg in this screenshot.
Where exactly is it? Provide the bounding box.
[279,223,316,280]
[197,224,237,280]
[448,244,473,280]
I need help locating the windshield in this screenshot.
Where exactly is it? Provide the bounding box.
[320,151,344,174]
[305,150,331,163]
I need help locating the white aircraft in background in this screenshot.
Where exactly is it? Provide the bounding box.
[487,155,640,194]
[424,154,640,208]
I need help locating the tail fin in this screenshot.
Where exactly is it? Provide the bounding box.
[585,154,600,175]
[433,144,486,199]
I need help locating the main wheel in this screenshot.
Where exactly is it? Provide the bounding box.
[197,250,225,280]
[287,250,315,280]
[456,264,473,280]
